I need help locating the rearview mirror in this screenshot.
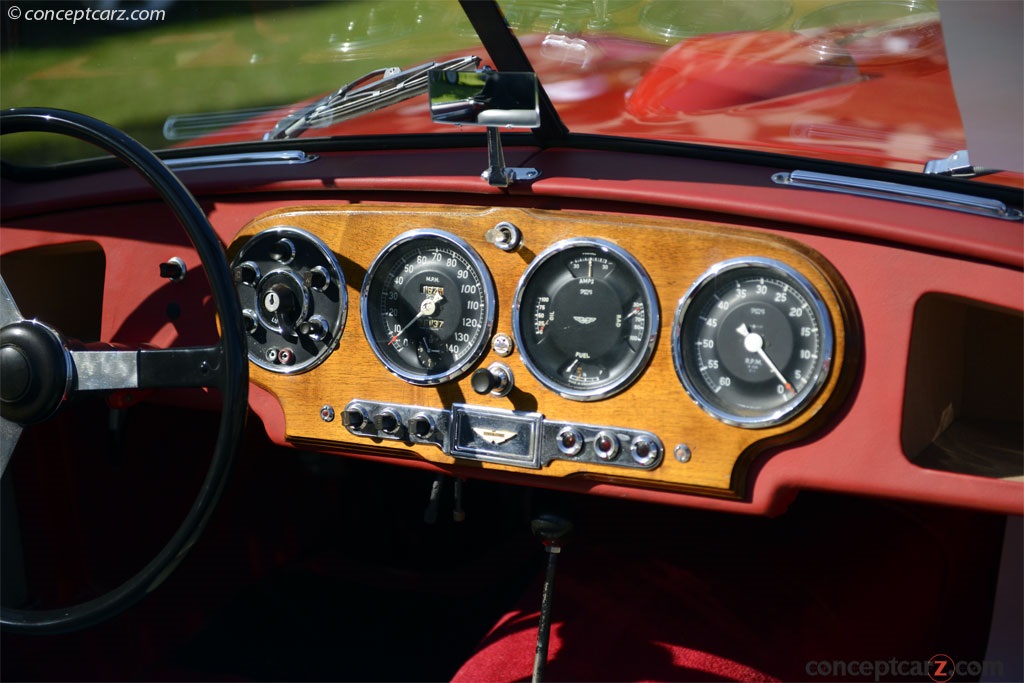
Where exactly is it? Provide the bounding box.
[429,70,540,128]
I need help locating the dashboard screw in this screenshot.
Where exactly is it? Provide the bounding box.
[674,444,692,464]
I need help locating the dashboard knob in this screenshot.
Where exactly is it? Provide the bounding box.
[471,362,513,397]
[408,413,436,439]
[233,260,260,286]
[341,405,370,430]
[269,238,296,264]
[159,257,187,282]
[297,315,329,341]
[374,409,402,435]
[305,266,331,292]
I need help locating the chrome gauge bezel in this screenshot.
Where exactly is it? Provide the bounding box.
[672,257,834,428]
[512,237,660,401]
[233,226,347,375]
[360,229,496,386]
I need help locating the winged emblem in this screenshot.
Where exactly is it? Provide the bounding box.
[573,315,597,325]
[473,427,517,445]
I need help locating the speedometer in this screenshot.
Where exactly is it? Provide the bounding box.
[512,238,659,401]
[673,257,834,428]
[361,230,495,385]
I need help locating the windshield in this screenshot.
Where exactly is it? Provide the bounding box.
[1,0,1020,185]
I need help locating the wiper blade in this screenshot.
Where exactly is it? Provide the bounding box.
[265,55,481,141]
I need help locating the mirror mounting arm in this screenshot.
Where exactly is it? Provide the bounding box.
[481,128,540,187]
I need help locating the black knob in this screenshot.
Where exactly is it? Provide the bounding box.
[471,363,512,396]
[408,413,435,439]
[305,266,330,292]
[374,409,401,435]
[471,367,497,394]
[269,238,295,264]
[341,406,369,430]
[233,261,260,286]
[159,257,187,281]
[297,316,329,341]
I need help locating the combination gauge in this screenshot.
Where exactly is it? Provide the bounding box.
[512,238,659,401]
[673,258,834,428]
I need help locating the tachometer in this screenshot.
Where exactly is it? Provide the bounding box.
[361,230,495,385]
[512,238,659,401]
[673,257,833,428]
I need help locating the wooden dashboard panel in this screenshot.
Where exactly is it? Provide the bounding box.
[229,205,858,498]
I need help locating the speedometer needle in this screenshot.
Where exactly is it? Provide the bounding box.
[736,323,795,393]
[388,292,442,346]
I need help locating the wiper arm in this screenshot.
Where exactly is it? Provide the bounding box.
[265,55,481,141]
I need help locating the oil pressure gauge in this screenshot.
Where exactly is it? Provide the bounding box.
[673,258,833,428]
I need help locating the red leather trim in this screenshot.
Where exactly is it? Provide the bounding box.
[3,146,1020,516]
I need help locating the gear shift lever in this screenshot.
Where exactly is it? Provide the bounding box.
[530,514,573,683]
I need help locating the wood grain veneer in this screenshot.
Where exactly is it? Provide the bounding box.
[229,206,859,498]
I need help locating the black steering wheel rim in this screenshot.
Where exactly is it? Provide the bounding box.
[0,107,249,634]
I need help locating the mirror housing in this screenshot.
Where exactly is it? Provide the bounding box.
[429,70,540,128]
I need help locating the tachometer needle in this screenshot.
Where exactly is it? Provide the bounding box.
[388,292,442,346]
[736,323,795,393]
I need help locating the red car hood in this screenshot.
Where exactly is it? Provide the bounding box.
[182,19,1017,183]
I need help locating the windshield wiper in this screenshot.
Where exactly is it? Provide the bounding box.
[265,55,481,141]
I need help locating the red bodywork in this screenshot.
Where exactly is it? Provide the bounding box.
[189,20,1020,185]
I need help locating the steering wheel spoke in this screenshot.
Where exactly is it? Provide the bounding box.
[0,275,25,328]
[0,418,23,479]
[70,345,225,393]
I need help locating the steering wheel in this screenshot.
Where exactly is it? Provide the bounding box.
[0,108,248,634]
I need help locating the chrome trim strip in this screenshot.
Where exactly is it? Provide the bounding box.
[772,170,1022,221]
[71,350,139,391]
[164,150,317,172]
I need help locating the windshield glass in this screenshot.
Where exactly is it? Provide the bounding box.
[1,0,1019,184]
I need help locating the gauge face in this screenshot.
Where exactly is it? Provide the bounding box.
[673,258,834,428]
[361,230,495,385]
[513,238,659,401]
